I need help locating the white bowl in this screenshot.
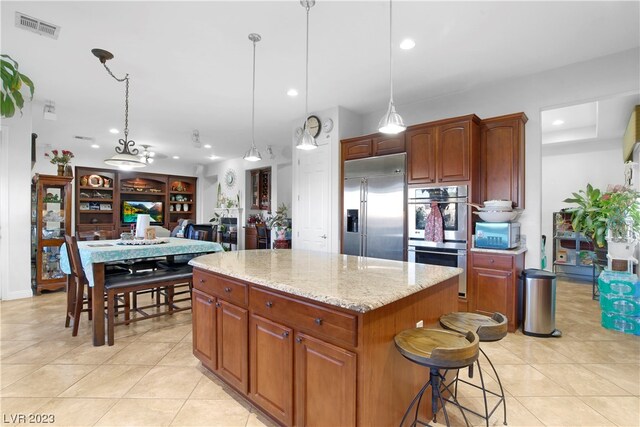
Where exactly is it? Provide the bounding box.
[484,200,513,209]
[478,206,513,212]
[474,210,519,222]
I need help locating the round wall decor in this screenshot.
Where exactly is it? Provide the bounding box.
[225,169,236,188]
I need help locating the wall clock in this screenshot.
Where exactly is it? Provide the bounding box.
[322,118,334,133]
[304,115,321,138]
[224,169,236,188]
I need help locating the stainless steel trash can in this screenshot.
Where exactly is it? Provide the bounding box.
[521,269,562,337]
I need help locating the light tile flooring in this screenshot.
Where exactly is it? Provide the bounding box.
[1,279,638,426]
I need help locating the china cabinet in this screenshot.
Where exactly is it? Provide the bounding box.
[250,168,271,210]
[32,174,73,294]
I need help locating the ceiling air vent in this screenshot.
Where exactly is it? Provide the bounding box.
[73,136,95,142]
[15,12,61,39]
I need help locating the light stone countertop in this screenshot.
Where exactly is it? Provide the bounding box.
[189,250,462,313]
[470,246,528,255]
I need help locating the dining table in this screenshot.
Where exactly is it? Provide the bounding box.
[59,237,224,346]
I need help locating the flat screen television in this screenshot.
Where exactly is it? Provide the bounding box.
[121,200,164,224]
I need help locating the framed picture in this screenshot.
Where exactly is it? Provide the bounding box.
[79,202,90,211]
[100,203,112,211]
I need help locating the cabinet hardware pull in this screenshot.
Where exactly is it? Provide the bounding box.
[200,279,205,283]
[224,287,231,293]
[489,259,494,263]
[266,301,273,308]
[296,337,303,344]
[215,302,221,308]
[315,318,323,325]
[207,299,213,304]
[283,331,289,337]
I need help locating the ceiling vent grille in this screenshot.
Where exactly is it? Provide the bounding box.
[15,12,61,39]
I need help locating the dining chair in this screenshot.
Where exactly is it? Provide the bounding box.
[256,224,270,249]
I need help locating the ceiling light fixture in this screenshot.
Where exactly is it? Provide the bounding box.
[139,144,155,164]
[287,88,298,97]
[296,0,318,151]
[92,48,146,168]
[243,33,263,162]
[378,0,406,134]
[204,144,212,149]
[172,155,180,160]
[91,144,100,149]
[399,38,415,50]
[109,128,119,134]
[552,119,565,126]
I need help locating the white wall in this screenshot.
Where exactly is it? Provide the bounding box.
[0,105,35,300]
[360,48,640,268]
[541,139,624,265]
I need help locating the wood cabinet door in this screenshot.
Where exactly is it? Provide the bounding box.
[217,300,249,394]
[406,126,437,184]
[372,134,405,156]
[249,314,293,426]
[480,116,525,207]
[471,268,511,318]
[438,120,470,182]
[295,333,357,427]
[192,289,217,371]
[342,138,372,161]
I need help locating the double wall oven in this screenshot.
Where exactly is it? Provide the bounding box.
[407,185,468,297]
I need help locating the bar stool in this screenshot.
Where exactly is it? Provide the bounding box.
[439,312,508,426]
[394,328,479,427]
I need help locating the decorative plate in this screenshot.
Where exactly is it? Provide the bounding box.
[88,175,104,187]
[116,238,169,245]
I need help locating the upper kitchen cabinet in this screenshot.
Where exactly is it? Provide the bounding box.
[341,134,405,161]
[407,115,480,184]
[479,113,527,208]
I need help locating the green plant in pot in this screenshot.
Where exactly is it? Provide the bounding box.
[1,54,34,118]
[563,184,640,259]
[267,203,290,240]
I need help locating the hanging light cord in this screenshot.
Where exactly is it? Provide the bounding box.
[304,3,310,120]
[102,62,137,155]
[388,0,394,106]
[251,37,257,149]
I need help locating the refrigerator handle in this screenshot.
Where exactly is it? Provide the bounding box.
[359,179,364,256]
[362,178,368,256]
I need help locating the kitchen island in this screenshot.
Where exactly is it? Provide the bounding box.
[189,250,461,427]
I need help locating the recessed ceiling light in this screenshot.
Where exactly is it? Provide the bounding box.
[209,155,219,160]
[109,128,119,134]
[552,119,565,126]
[203,144,212,149]
[172,155,180,159]
[91,144,100,149]
[287,88,298,97]
[399,39,416,50]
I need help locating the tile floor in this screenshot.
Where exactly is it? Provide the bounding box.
[1,279,638,426]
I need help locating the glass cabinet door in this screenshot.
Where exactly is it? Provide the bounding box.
[41,186,67,240]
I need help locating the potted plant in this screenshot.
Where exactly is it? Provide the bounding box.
[44,149,74,176]
[563,184,640,260]
[267,203,291,240]
[1,54,34,118]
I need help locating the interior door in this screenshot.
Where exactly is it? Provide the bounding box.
[296,143,330,252]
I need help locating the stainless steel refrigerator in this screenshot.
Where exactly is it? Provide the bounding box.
[343,153,405,261]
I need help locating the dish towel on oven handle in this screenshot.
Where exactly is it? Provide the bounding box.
[424,202,444,242]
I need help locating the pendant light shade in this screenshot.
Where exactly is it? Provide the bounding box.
[296,0,318,150]
[244,33,262,162]
[92,48,146,168]
[378,0,406,134]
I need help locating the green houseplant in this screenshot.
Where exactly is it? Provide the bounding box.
[1,54,34,118]
[563,184,640,248]
[267,203,291,240]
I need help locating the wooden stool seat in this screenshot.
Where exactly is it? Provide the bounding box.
[394,328,479,370]
[440,312,508,342]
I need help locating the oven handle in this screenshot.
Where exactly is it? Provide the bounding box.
[408,247,467,257]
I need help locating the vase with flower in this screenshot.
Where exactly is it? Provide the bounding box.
[45,149,74,176]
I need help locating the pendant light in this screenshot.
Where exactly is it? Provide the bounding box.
[296,0,318,150]
[91,48,146,168]
[243,33,262,162]
[378,0,406,134]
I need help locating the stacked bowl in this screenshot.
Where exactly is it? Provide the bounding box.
[473,200,521,222]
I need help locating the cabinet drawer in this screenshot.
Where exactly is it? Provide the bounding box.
[250,287,357,348]
[194,270,248,307]
[472,253,513,270]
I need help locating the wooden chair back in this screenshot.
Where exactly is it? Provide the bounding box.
[192,230,208,241]
[76,230,117,241]
[64,235,87,284]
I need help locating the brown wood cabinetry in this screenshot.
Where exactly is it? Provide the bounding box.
[192,266,460,427]
[250,168,271,210]
[480,113,527,208]
[74,167,197,233]
[469,251,525,332]
[406,115,479,184]
[32,174,73,294]
[341,134,405,161]
[295,333,356,427]
[249,314,294,425]
[192,288,217,371]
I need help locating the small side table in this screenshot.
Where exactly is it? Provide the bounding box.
[273,239,291,249]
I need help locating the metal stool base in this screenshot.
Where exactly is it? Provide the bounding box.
[441,347,508,426]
